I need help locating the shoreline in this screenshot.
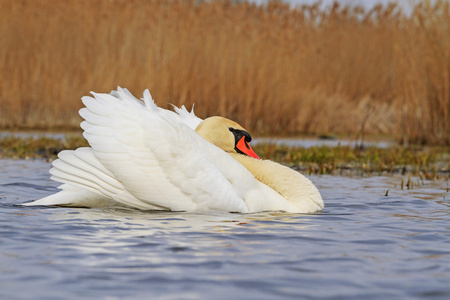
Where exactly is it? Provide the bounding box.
[1,135,448,179]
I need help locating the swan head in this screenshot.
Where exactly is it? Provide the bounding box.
[195,116,260,159]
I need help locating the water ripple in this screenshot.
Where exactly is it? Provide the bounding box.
[0,160,449,299]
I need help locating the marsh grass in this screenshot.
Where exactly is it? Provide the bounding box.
[253,142,450,178]
[0,135,87,160]
[0,0,449,144]
[1,135,448,179]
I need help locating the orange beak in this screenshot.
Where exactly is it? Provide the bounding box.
[236,136,260,159]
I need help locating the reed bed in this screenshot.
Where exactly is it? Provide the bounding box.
[0,0,448,145]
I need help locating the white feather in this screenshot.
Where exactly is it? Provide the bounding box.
[141,89,158,111]
[173,104,203,130]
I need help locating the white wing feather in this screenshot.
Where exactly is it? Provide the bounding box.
[79,89,253,212]
[173,104,203,130]
[27,87,288,212]
[23,184,116,208]
[28,147,165,210]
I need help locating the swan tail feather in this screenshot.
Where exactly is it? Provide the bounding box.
[23,184,117,208]
[27,147,165,210]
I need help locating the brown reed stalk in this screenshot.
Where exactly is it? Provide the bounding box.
[0,0,448,145]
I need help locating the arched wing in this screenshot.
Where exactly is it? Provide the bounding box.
[79,88,251,212]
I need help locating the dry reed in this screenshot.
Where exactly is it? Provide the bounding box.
[0,0,448,145]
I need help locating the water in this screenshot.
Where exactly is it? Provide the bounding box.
[0,131,70,140]
[253,137,393,148]
[1,159,449,299]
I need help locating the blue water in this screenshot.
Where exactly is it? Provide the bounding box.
[253,137,392,148]
[1,159,449,299]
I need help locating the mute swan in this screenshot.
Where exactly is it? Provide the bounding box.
[25,88,323,213]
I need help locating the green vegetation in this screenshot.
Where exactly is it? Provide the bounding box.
[254,143,449,179]
[1,136,448,180]
[0,135,87,160]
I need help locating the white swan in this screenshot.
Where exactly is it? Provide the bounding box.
[25,88,323,213]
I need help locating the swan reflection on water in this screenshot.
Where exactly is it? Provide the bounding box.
[43,207,320,235]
